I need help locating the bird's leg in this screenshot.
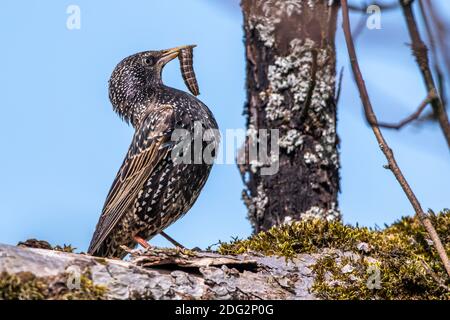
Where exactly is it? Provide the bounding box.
[133,235,151,249]
[160,231,185,249]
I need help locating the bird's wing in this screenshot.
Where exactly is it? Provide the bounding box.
[88,105,175,254]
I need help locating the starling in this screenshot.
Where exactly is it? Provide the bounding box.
[88,46,219,258]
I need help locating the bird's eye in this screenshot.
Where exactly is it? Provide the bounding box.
[143,57,155,66]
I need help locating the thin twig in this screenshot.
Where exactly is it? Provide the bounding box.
[376,89,436,129]
[335,67,344,107]
[419,0,448,119]
[423,0,450,79]
[417,1,439,65]
[400,1,450,149]
[419,259,450,292]
[352,10,367,41]
[348,1,398,12]
[418,0,445,99]
[341,0,450,278]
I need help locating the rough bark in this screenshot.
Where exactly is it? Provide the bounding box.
[0,243,321,300]
[239,0,341,233]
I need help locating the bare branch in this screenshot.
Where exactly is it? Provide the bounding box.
[351,12,368,41]
[341,0,450,278]
[335,67,344,107]
[423,0,450,77]
[376,89,436,129]
[418,1,442,84]
[348,1,399,12]
[418,0,448,119]
[400,1,450,149]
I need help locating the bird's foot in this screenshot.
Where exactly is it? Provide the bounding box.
[160,231,186,249]
[133,235,151,249]
[119,245,141,256]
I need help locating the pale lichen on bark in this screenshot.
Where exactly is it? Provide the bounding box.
[241,0,341,231]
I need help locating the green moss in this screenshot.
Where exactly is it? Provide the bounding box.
[93,257,108,265]
[219,209,450,300]
[0,272,46,299]
[219,218,375,257]
[17,239,77,253]
[53,244,77,253]
[0,270,107,300]
[62,273,107,300]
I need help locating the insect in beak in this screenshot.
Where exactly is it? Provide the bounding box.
[159,45,196,66]
[158,45,200,96]
[178,45,200,96]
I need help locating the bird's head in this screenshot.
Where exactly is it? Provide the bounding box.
[108,46,188,124]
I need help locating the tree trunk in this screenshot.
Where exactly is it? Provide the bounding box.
[239,0,341,233]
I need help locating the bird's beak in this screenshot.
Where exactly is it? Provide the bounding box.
[159,45,196,66]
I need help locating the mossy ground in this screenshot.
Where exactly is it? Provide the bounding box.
[219,209,450,299]
[17,239,76,253]
[2,239,106,300]
[0,270,107,300]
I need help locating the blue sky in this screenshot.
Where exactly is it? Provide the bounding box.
[0,0,448,251]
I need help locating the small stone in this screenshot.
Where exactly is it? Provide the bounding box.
[356,242,371,253]
[348,274,359,282]
[365,256,380,265]
[283,216,293,224]
[341,264,354,274]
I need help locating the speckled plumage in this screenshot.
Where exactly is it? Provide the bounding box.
[88,47,219,258]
